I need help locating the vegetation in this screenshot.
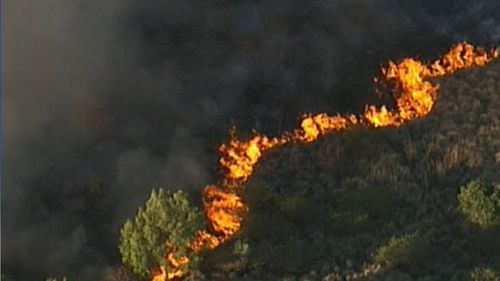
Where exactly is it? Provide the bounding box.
[372,232,431,271]
[192,61,500,280]
[96,59,500,281]
[118,189,204,277]
[458,180,500,228]
[29,37,500,281]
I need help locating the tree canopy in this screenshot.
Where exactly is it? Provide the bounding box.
[118,189,204,277]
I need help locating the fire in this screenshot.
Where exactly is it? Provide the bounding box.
[296,113,358,142]
[150,43,498,280]
[151,267,166,281]
[151,244,191,281]
[151,265,184,281]
[364,43,499,126]
[190,230,220,253]
[202,185,248,238]
[364,105,399,127]
[219,129,289,182]
[429,43,499,76]
[381,59,437,122]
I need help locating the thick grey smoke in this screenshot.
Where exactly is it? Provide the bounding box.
[3,1,500,280]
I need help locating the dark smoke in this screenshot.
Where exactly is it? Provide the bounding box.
[3,1,500,280]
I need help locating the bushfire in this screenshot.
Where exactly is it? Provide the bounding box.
[152,43,499,280]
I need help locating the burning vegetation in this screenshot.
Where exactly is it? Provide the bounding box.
[139,43,498,280]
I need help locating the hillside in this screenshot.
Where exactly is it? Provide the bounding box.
[82,54,500,281]
[190,60,500,281]
[15,53,499,281]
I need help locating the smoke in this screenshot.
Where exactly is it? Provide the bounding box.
[3,1,500,280]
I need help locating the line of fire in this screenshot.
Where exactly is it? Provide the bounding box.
[151,43,499,281]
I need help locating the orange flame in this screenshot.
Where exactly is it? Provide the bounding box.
[190,230,220,253]
[219,129,289,182]
[150,42,498,280]
[151,244,190,281]
[296,113,358,142]
[364,43,499,126]
[151,266,166,281]
[202,185,248,238]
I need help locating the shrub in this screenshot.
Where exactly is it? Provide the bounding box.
[457,181,500,229]
[119,189,204,277]
[373,232,431,272]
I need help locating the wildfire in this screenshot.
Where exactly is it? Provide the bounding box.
[190,230,220,253]
[364,43,499,126]
[202,185,248,238]
[152,244,191,281]
[218,129,289,182]
[151,42,498,280]
[296,113,358,142]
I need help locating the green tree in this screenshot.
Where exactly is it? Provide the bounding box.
[119,189,204,277]
[457,181,500,229]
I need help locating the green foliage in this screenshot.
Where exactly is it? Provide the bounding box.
[44,278,68,281]
[469,267,500,281]
[457,181,500,229]
[373,232,431,272]
[119,189,204,277]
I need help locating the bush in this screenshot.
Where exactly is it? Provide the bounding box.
[457,181,500,229]
[119,189,204,277]
[373,232,431,272]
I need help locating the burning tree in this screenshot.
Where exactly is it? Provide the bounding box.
[119,189,204,279]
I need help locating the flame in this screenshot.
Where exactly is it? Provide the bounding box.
[151,265,184,281]
[364,43,499,126]
[202,185,248,238]
[429,43,499,76]
[150,43,498,280]
[151,244,190,281]
[219,129,289,182]
[364,105,400,127]
[190,230,220,253]
[151,267,166,281]
[296,113,358,142]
